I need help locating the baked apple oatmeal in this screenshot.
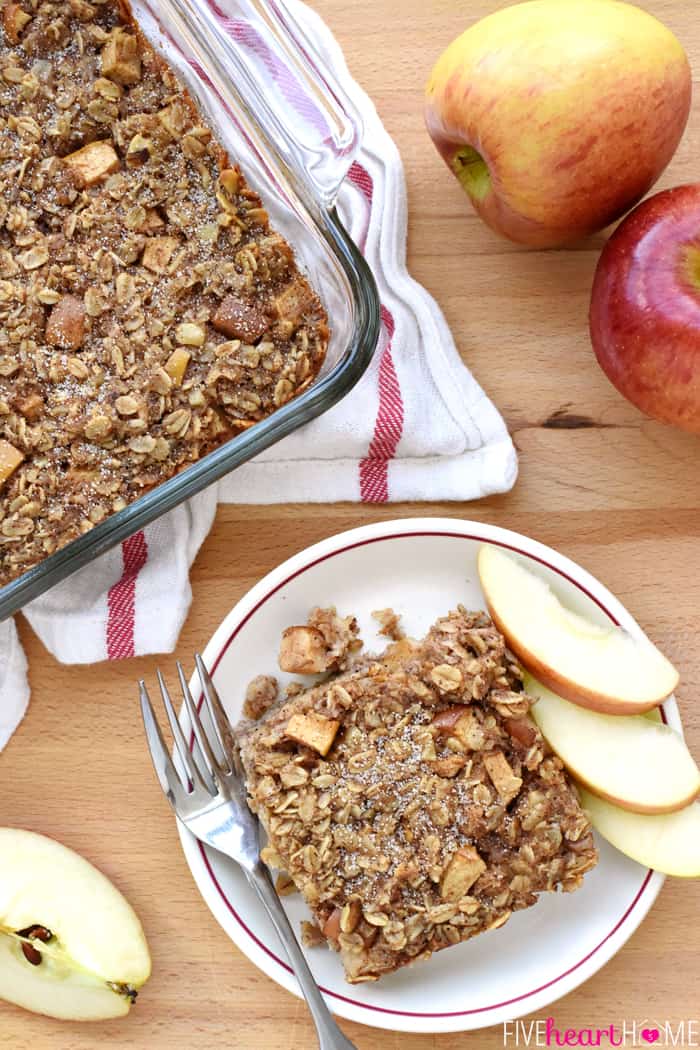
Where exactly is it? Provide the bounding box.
[0,0,328,586]
[238,606,598,984]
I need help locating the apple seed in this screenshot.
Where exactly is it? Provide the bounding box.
[16,924,52,942]
[20,942,42,966]
[16,924,53,966]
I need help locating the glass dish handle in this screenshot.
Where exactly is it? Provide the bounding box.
[246,0,363,204]
[159,0,363,207]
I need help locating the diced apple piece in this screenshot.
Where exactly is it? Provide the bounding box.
[284,711,339,756]
[322,908,341,942]
[101,28,141,85]
[477,544,679,714]
[2,3,31,43]
[45,294,85,350]
[431,705,485,751]
[164,348,190,387]
[526,675,700,814]
[440,845,486,901]
[0,828,150,1020]
[212,295,268,342]
[279,625,330,674]
[175,322,205,348]
[483,750,522,804]
[0,440,24,486]
[579,789,700,878]
[273,279,314,327]
[64,141,120,188]
[141,236,179,275]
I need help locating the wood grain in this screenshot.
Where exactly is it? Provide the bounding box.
[2,1,700,1046]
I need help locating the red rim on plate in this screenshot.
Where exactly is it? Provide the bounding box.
[192,531,661,1020]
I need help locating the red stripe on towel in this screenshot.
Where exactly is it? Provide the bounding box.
[359,307,403,502]
[106,532,148,660]
[349,162,405,502]
[348,159,374,203]
[348,160,372,253]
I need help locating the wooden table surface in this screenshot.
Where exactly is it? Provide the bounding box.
[3,1,700,1046]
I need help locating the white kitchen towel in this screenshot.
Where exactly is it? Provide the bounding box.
[0,620,29,747]
[0,0,517,749]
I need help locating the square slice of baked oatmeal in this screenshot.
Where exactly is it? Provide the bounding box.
[238,607,598,983]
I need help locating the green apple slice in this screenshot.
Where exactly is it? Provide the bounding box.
[478,544,678,714]
[0,829,150,1020]
[579,789,700,877]
[525,675,700,814]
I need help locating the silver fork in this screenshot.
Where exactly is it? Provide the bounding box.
[139,655,357,1050]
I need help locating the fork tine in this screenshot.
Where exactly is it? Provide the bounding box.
[156,669,205,792]
[195,653,236,773]
[139,680,187,806]
[177,661,223,784]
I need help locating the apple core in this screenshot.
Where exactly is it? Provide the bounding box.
[452,146,491,202]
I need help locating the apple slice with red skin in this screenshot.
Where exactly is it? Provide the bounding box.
[525,674,700,814]
[579,789,700,877]
[590,184,700,434]
[477,544,678,714]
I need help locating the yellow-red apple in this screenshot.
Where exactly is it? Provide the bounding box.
[590,184,700,432]
[425,0,691,248]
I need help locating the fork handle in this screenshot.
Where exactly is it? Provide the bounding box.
[244,861,358,1050]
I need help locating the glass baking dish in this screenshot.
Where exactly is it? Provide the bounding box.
[0,0,380,620]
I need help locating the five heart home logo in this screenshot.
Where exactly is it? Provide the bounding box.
[503,1017,699,1047]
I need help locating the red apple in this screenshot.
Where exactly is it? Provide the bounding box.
[590,184,700,433]
[424,0,691,249]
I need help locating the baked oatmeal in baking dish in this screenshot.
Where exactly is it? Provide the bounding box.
[0,0,328,586]
[238,606,598,984]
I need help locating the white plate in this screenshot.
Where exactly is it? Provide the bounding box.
[177,518,673,1034]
